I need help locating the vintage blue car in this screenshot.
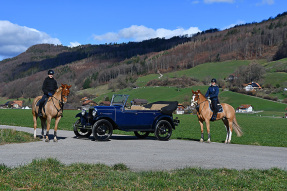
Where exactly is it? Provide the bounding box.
[73,94,180,141]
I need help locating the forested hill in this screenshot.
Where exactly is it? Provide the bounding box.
[1,11,287,98]
[0,36,191,82]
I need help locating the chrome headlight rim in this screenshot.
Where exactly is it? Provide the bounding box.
[81,109,86,116]
[92,108,97,117]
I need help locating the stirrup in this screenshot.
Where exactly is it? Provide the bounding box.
[210,114,217,121]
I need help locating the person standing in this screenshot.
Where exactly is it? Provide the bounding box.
[38,70,58,117]
[205,78,219,121]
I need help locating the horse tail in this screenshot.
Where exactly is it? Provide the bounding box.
[232,117,243,137]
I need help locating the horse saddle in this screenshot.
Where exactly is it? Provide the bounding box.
[36,97,49,113]
[209,103,223,113]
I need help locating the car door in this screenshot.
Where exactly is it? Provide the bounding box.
[116,109,159,131]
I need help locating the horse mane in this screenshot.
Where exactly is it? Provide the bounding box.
[55,86,63,93]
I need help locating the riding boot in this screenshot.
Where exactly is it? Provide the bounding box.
[210,112,217,121]
[38,105,43,117]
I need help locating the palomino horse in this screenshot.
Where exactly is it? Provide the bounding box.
[191,90,242,143]
[32,84,71,142]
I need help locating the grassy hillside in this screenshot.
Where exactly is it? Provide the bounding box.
[136,60,251,86]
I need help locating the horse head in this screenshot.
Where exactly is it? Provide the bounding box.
[61,84,72,103]
[191,89,204,107]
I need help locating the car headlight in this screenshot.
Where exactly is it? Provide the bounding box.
[92,108,97,117]
[81,109,86,116]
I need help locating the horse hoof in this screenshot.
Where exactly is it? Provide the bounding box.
[200,138,204,143]
[45,139,50,142]
[207,139,211,143]
[53,139,58,142]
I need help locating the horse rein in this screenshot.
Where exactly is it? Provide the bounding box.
[192,94,208,113]
[49,91,65,114]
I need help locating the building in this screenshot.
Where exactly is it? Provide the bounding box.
[12,100,23,108]
[131,99,148,106]
[243,82,262,91]
[236,104,254,113]
[176,104,185,114]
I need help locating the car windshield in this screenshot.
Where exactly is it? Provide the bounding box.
[111,94,129,106]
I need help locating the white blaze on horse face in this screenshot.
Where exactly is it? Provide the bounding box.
[191,95,196,107]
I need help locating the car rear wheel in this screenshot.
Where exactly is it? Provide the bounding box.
[134,131,150,139]
[155,120,172,141]
[73,119,92,138]
[92,119,113,141]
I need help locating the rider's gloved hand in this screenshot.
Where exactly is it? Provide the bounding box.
[48,92,53,97]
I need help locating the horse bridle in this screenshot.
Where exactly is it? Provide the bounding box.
[192,93,208,112]
[51,91,65,113]
[192,94,208,106]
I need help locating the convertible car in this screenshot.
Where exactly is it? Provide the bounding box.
[73,94,180,141]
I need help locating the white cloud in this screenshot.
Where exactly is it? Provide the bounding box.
[256,0,274,6]
[0,20,61,60]
[93,25,201,43]
[69,41,81,47]
[204,0,235,3]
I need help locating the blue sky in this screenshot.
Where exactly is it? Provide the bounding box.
[0,0,286,61]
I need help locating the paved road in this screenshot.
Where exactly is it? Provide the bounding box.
[1,125,287,171]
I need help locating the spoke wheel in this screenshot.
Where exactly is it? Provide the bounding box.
[155,120,172,141]
[134,131,150,139]
[73,119,92,138]
[92,119,113,141]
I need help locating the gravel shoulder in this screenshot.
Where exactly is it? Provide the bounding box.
[1,125,287,171]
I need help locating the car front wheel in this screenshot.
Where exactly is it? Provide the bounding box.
[92,119,113,141]
[73,119,92,138]
[155,120,172,141]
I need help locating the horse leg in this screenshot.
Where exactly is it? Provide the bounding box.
[205,120,211,143]
[41,118,47,139]
[53,117,61,142]
[227,119,233,144]
[199,120,204,142]
[223,119,230,144]
[45,116,52,142]
[33,114,37,138]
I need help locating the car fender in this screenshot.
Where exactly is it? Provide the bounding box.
[75,113,82,118]
[93,116,117,129]
[153,115,175,130]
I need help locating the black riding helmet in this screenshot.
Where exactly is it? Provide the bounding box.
[48,70,55,75]
[211,78,217,83]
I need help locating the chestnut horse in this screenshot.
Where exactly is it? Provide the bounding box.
[191,90,242,143]
[32,84,71,142]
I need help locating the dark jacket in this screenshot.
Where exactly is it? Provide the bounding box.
[42,77,58,95]
[205,85,219,101]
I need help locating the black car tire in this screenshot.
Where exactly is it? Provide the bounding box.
[73,119,92,138]
[155,120,172,141]
[134,131,150,139]
[92,119,113,141]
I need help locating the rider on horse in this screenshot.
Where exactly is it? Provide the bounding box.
[205,78,219,121]
[38,70,58,117]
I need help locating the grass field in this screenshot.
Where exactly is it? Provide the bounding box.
[1,109,286,147]
[0,158,286,190]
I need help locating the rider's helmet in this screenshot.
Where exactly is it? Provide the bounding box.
[48,70,55,75]
[211,78,217,83]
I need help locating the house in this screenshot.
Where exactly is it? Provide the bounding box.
[11,100,23,108]
[131,99,148,106]
[236,104,254,113]
[176,104,185,114]
[81,100,97,110]
[243,82,262,91]
[99,101,111,106]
